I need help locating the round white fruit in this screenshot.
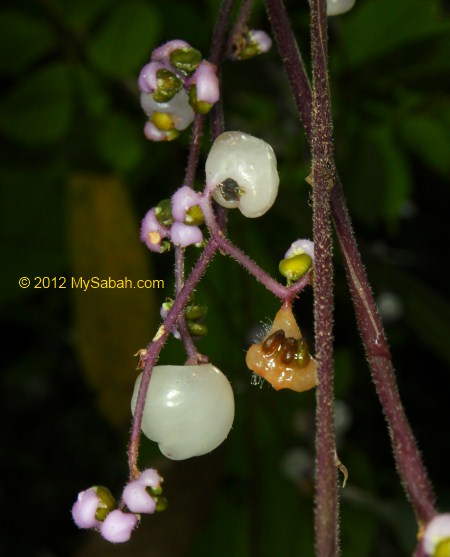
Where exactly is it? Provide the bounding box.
[131,364,234,460]
[205,131,279,218]
[326,0,356,16]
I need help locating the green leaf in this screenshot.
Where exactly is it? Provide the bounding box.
[87,1,161,78]
[0,63,72,145]
[0,11,57,75]
[72,65,110,117]
[342,124,412,227]
[392,272,450,368]
[49,0,114,30]
[341,0,448,69]
[399,115,450,178]
[96,113,144,172]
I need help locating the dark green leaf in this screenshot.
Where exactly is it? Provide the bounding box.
[341,0,448,69]
[399,115,450,177]
[0,12,56,75]
[96,112,144,171]
[87,1,161,78]
[0,63,72,144]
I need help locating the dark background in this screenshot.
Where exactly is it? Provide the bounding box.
[1,0,449,555]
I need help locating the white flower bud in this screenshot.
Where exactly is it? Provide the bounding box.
[205,131,279,218]
[326,0,356,16]
[131,364,234,460]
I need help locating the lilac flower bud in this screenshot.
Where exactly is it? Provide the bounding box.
[189,61,219,105]
[172,186,201,222]
[152,40,191,64]
[249,30,272,54]
[138,61,165,94]
[140,208,171,252]
[138,468,162,490]
[122,480,157,514]
[100,510,138,543]
[285,239,315,262]
[170,222,203,247]
[72,488,101,529]
[423,514,450,556]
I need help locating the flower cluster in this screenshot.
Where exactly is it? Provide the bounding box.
[72,469,165,543]
[140,186,205,252]
[138,40,220,141]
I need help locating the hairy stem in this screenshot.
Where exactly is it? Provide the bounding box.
[331,183,436,524]
[200,196,310,300]
[174,246,198,360]
[265,0,436,527]
[128,240,218,478]
[309,0,338,555]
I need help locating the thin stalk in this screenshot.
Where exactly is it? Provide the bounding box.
[200,196,310,300]
[174,246,198,360]
[309,0,338,554]
[128,240,218,478]
[265,0,436,527]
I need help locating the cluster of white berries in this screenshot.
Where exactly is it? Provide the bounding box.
[72,469,165,543]
[138,40,219,141]
[131,364,235,460]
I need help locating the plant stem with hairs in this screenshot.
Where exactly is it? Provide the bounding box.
[265,0,436,536]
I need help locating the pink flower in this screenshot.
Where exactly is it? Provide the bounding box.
[138,61,165,94]
[172,186,201,222]
[152,40,191,64]
[140,208,170,252]
[122,481,156,514]
[100,510,138,543]
[170,222,203,247]
[72,488,101,529]
[138,468,162,489]
[189,61,219,104]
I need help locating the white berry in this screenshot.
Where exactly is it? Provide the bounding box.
[326,0,356,16]
[131,364,234,460]
[205,131,279,218]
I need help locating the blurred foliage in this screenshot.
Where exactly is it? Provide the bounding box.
[0,0,449,556]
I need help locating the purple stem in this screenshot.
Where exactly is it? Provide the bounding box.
[200,195,311,300]
[226,0,254,58]
[331,185,437,524]
[128,240,218,478]
[265,0,436,529]
[309,0,338,555]
[174,246,198,360]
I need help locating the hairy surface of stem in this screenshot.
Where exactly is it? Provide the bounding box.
[309,0,338,554]
[265,0,436,528]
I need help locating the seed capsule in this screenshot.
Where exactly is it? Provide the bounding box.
[246,305,317,392]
